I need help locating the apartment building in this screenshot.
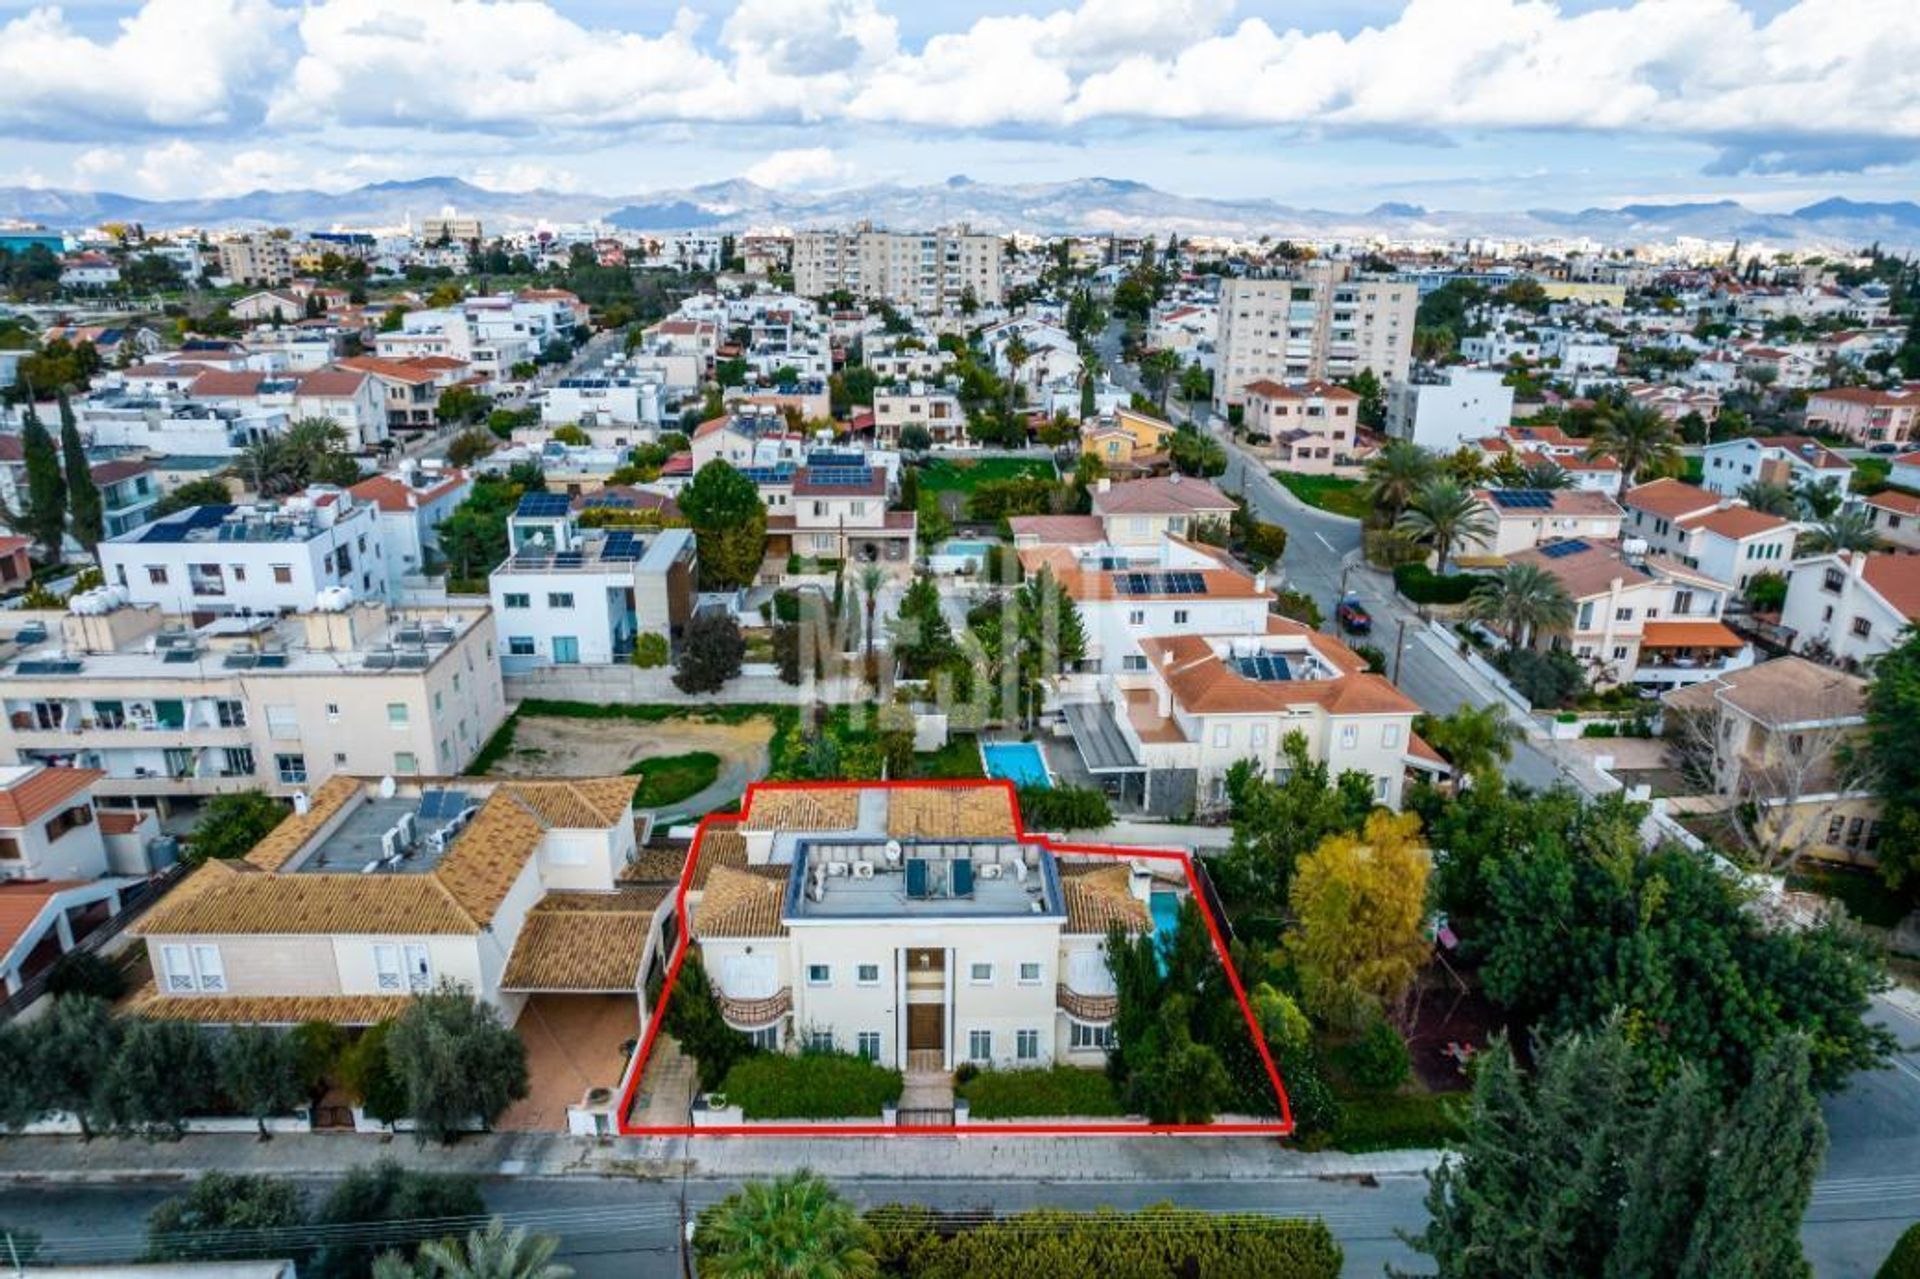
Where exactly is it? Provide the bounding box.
[1780,551,1920,668]
[791,224,1004,314]
[1057,617,1438,816]
[1804,385,1920,447]
[1243,379,1359,474]
[686,782,1159,1072]
[128,774,670,1034]
[1385,367,1515,452]
[1213,263,1417,412]
[489,493,697,669]
[376,295,579,380]
[0,599,506,802]
[1506,538,1749,691]
[872,382,966,445]
[335,356,472,431]
[99,489,390,616]
[1662,658,1882,867]
[215,236,294,287]
[1700,436,1853,500]
[1622,479,1795,590]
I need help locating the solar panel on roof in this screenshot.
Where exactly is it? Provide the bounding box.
[1235,654,1293,682]
[553,551,584,568]
[515,493,570,518]
[1539,539,1590,559]
[362,652,395,671]
[418,790,452,820]
[162,648,199,664]
[1491,489,1553,510]
[16,658,82,675]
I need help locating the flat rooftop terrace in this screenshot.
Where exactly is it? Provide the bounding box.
[786,838,1064,921]
[286,787,484,876]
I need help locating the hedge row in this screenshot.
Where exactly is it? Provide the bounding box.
[719,1050,903,1119]
[866,1205,1343,1279]
[956,1066,1125,1119]
[1393,563,1481,605]
[1015,784,1113,831]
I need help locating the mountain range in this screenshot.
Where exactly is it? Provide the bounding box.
[4,175,1920,249]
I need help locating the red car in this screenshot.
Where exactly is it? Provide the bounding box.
[1336,596,1373,635]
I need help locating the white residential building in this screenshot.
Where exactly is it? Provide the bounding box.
[873,382,967,445]
[791,223,1004,313]
[1088,475,1237,546]
[348,466,472,592]
[1699,435,1853,500]
[99,489,390,616]
[489,494,697,669]
[1384,367,1515,452]
[1780,551,1920,668]
[1214,265,1417,411]
[541,375,665,429]
[1622,479,1796,591]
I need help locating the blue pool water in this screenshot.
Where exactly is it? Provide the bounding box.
[1151,890,1182,953]
[982,741,1051,788]
[941,539,994,557]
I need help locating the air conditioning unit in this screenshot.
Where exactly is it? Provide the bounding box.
[978,862,1004,880]
[826,861,849,877]
[852,861,876,879]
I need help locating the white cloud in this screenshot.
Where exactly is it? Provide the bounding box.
[743,147,853,188]
[469,161,584,192]
[0,0,290,135]
[9,0,1920,176]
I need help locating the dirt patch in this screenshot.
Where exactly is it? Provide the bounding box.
[489,714,775,781]
[1403,966,1512,1094]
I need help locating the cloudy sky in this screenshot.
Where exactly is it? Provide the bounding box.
[1,0,1915,210]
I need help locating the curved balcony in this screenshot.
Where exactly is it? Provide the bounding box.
[1056,985,1117,1023]
[717,986,791,1030]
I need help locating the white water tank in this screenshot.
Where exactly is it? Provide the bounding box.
[315,585,355,612]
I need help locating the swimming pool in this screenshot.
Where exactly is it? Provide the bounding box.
[981,741,1052,789]
[929,538,996,575]
[1151,890,1181,952]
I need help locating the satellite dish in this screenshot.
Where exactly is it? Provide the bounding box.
[378,775,397,799]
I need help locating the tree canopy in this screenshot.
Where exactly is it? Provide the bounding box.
[678,460,767,590]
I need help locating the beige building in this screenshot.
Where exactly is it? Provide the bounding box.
[1804,385,1920,447]
[1214,263,1417,412]
[1662,657,1882,866]
[215,236,294,287]
[1466,488,1626,560]
[1243,379,1360,474]
[792,224,1003,314]
[0,601,506,804]
[872,381,966,444]
[1088,475,1237,546]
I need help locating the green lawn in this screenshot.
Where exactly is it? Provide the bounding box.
[626,750,722,810]
[1852,457,1893,494]
[1274,471,1370,519]
[920,457,1057,494]
[1326,1087,1465,1153]
[957,1066,1125,1119]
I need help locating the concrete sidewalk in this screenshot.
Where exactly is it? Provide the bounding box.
[0,1131,1443,1185]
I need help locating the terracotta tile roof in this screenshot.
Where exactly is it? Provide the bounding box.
[1244,378,1358,402]
[692,415,731,439]
[742,789,859,832]
[89,459,153,486]
[1478,488,1623,518]
[294,369,372,398]
[623,845,691,884]
[0,880,88,956]
[1092,475,1235,517]
[1139,634,1419,718]
[0,766,102,828]
[1509,540,1653,599]
[500,778,640,829]
[793,467,885,497]
[1663,655,1866,727]
[1020,549,1267,603]
[1754,436,1853,470]
[125,983,407,1026]
[1061,865,1150,934]
[500,888,667,991]
[1624,478,1719,521]
[694,865,787,939]
[1640,620,1746,649]
[890,786,1019,840]
[1679,505,1790,540]
[335,356,447,385]
[1867,490,1920,517]
[0,535,30,555]
[1862,553,1920,620]
[242,776,356,871]
[189,370,269,397]
[1407,732,1448,767]
[432,794,545,926]
[349,470,469,512]
[1008,514,1105,543]
[137,858,479,936]
[1810,386,1920,408]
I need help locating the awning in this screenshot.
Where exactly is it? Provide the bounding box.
[1063,702,1145,774]
[1404,732,1453,775]
[1640,620,1746,649]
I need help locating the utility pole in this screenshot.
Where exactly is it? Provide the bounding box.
[1392,615,1410,684]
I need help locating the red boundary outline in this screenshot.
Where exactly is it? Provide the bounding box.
[616,778,1293,1137]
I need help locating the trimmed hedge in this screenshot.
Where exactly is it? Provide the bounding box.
[719,1050,903,1119]
[1393,563,1482,604]
[1327,1089,1464,1153]
[956,1066,1125,1119]
[1015,784,1112,831]
[866,1205,1343,1279]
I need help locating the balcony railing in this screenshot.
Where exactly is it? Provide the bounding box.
[716,986,791,1029]
[1057,985,1118,1022]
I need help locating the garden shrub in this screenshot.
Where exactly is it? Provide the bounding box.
[956,1066,1124,1119]
[630,632,669,668]
[1014,784,1112,831]
[45,951,126,1001]
[1879,1222,1920,1278]
[1339,1017,1411,1091]
[719,1050,903,1119]
[1393,563,1480,605]
[1496,646,1587,709]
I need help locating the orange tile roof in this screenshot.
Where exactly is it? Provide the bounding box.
[97,810,147,837]
[349,470,468,512]
[125,982,408,1026]
[1862,553,1920,620]
[890,786,1019,840]
[1139,634,1418,717]
[1091,475,1235,517]
[742,788,860,832]
[1020,550,1268,603]
[1008,514,1105,543]
[0,766,102,828]
[1060,865,1151,934]
[694,865,787,939]
[1640,620,1746,649]
[1678,505,1790,540]
[242,775,357,871]
[1866,490,1920,517]
[1624,478,1719,520]
[0,880,88,956]
[500,888,668,991]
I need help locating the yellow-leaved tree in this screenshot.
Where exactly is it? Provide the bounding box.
[1285,810,1431,1031]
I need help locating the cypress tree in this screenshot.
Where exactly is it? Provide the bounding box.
[19,404,66,563]
[1606,1067,1715,1279]
[1679,1036,1825,1279]
[58,392,103,557]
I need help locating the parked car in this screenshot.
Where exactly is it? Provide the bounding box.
[1870,442,1901,454]
[1336,595,1372,635]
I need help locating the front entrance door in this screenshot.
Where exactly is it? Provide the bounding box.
[907,1003,943,1051]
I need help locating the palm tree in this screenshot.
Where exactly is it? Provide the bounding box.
[1414,703,1523,788]
[1516,457,1574,491]
[1360,440,1437,522]
[856,563,887,662]
[1397,478,1496,575]
[416,1219,571,1279]
[1800,508,1881,554]
[1466,562,1576,649]
[1587,400,1681,502]
[696,1170,879,1279]
[1738,480,1799,518]
[1793,479,1842,520]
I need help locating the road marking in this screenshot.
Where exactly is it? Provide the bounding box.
[1315,532,1336,553]
[1885,1054,1920,1088]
